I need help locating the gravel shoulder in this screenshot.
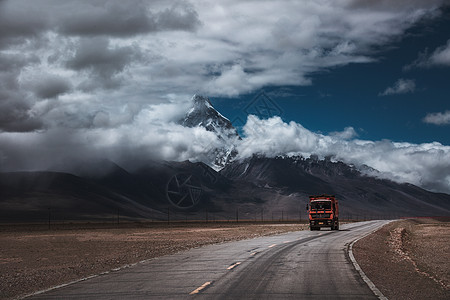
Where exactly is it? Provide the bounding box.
[0,222,307,299]
[353,217,450,300]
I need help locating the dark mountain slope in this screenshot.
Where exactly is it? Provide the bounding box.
[219,155,450,218]
[0,171,161,222]
[0,160,228,222]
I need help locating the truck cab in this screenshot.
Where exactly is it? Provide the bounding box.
[307,195,339,231]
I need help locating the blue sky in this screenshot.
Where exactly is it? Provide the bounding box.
[213,7,450,144]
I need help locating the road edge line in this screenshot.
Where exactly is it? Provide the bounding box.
[348,224,389,300]
[20,261,140,299]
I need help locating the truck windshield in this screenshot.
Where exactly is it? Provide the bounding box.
[311,201,331,210]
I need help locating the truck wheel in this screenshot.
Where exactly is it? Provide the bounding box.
[331,224,335,230]
[336,224,339,230]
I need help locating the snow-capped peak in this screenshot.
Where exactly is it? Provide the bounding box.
[179,95,240,170]
[181,95,238,137]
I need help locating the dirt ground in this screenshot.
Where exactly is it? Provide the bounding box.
[0,222,307,299]
[353,217,450,300]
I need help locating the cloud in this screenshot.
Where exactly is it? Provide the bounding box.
[23,74,72,99]
[237,115,450,193]
[66,37,142,90]
[0,0,445,133]
[2,0,443,101]
[429,40,450,66]
[56,1,157,37]
[329,127,358,140]
[0,53,44,132]
[0,100,218,173]
[55,1,201,37]
[0,97,44,132]
[0,0,49,48]
[423,110,450,125]
[156,2,202,31]
[205,65,253,97]
[379,78,416,96]
[406,39,450,69]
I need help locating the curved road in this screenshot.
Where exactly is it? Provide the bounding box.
[28,221,389,299]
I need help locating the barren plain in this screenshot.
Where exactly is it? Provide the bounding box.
[354,217,449,300]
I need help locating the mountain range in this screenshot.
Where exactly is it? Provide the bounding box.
[1,95,450,222]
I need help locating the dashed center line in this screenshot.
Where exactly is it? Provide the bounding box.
[250,252,258,256]
[268,244,277,248]
[227,262,241,270]
[189,281,211,295]
[283,240,291,243]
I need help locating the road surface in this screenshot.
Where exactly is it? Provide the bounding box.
[28,220,389,299]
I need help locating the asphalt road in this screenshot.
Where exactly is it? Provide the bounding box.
[28,220,389,299]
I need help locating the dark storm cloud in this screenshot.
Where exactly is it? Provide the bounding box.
[0,0,49,48]
[0,108,43,132]
[57,1,157,37]
[0,53,43,132]
[0,52,40,72]
[0,83,43,133]
[66,37,141,90]
[347,0,446,10]
[67,37,133,73]
[0,0,201,41]
[32,75,72,99]
[156,3,202,31]
[57,1,201,37]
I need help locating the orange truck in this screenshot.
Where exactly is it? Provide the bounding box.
[307,195,339,231]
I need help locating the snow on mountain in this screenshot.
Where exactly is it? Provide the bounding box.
[180,95,240,170]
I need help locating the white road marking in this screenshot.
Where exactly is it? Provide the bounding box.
[189,281,211,295]
[348,223,390,300]
[226,262,241,270]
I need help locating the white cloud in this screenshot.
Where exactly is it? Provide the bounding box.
[429,40,450,66]
[205,64,252,97]
[406,39,450,69]
[237,115,450,193]
[0,100,220,172]
[329,127,358,140]
[423,110,450,125]
[379,78,416,96]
